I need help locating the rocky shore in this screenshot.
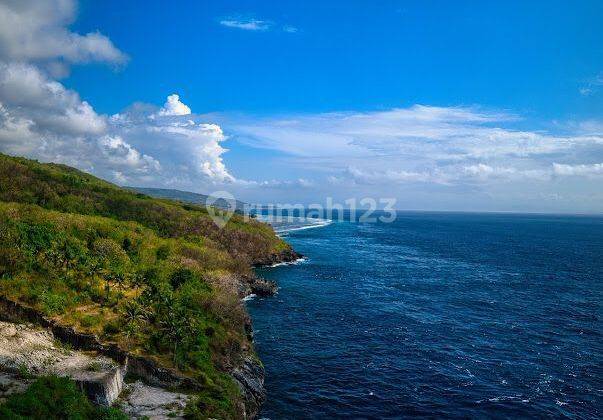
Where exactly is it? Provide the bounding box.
[253,248,303,268]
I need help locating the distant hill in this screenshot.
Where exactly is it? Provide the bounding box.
[131,187,248,212]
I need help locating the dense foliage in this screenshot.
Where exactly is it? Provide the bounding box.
[0,154,288,264]
[0,153,289,418]
[0,376,127,419]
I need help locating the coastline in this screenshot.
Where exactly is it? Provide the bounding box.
[236,248,303,418]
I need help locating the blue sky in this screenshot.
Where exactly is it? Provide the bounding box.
[70,0,602,119]
[0,0,602,212]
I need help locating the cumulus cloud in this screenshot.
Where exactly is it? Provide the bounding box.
[147,119,234,182]
[0,62,105,136]
[0,76,234,185]
[110,95,235,184]
[0,62,162,184]
[98,135,160,173]
[156,94,191,117]
[0,62,106,149]
[0,0,127,66]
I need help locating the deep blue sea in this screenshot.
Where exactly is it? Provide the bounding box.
[248,212,602,419]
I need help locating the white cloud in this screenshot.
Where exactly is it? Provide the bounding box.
[579,72,603,96]
[553,162,603,177]
[98,135,160,172]
[0,1,159,185]
[146,119,234,182]
[0,61,106,144]
[0,63,161,182]
[221,105,603,211]
[0,62,105,136]
[219,17,297,33]
[344,166,435,184]
[156,94,191,117]
[220,19,272,31]
[0,0,127,66]
[462,164,550,181]
[227,106,603,186]
[110,96,235,184]
[579,87,593,96]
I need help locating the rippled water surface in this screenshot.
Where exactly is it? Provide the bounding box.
[248,213,602,418]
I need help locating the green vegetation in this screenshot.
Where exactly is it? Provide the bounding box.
[0,375,127,419]
[0,153,288,264]
[0,153,292,418]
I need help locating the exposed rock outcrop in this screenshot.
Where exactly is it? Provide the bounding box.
[119,380,189,419]
[240,275,278,298]
[0,321,124,406]
[0,296,200,392]
[253,248,302,267]
[231,356,266,420]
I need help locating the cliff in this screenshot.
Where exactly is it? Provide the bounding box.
[0,153,298,418]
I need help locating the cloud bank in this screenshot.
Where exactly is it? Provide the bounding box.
[0,0,235,188]
[228,105,603,186]
[221,106,603,210]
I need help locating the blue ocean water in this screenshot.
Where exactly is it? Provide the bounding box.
[248,212,602,419]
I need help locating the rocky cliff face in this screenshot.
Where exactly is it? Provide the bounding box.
[231,356,266,420]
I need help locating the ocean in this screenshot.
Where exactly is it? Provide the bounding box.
[248,212,602,418]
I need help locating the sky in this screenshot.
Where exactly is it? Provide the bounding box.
[0,0,602,213]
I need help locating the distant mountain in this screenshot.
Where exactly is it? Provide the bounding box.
[130,187,248,212]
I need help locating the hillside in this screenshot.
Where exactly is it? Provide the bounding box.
[0,153,297,418]
[0,154,294,266]
[131,187,249,213]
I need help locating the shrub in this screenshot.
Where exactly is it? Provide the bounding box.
[80,314,101,328]
[156,244,170,261]
[103,321,120,336]
[39,290,67,316]
[169,268,195,290]
[0,375,128,419]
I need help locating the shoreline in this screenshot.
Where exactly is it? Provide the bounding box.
[239,248,303,417]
